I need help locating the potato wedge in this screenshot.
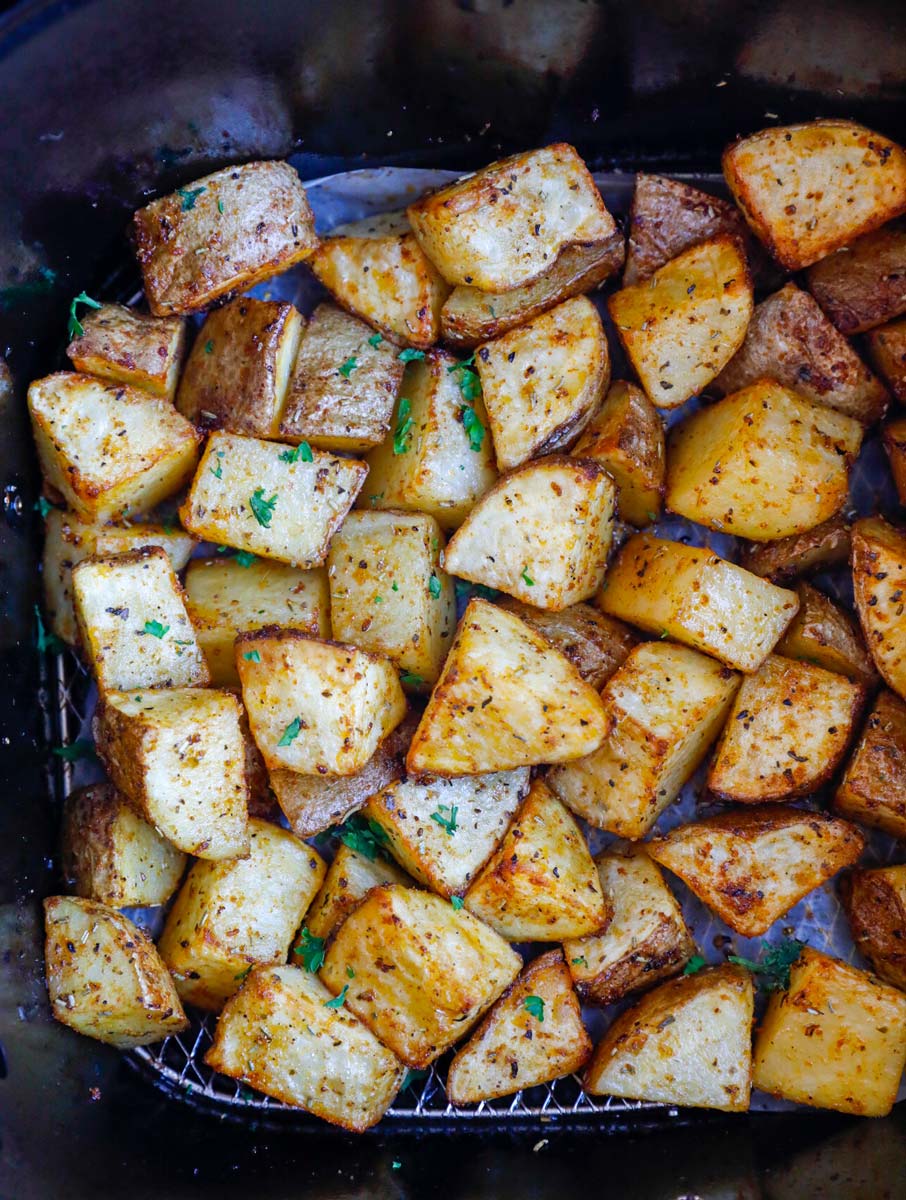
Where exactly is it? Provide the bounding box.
[834,689,906,839]
[806,219,906,335]
[883,417,906,505]
[777,582,878,686]
[852,516,906,700]
[866,316,906,403]
[66,303,186,399]
[133,160,318,315]
[548,641,740,839]
[406,598,607,776]
[205,964,404,1131]
[304,843,412,941]
[443,456,615,611]
[320,884,522,1067]
[44,896,188,1048]
[752,947,906,1116]
[839,865,906,991]
[495,598,637,691]
[739,516,852,585]
[585,966,754,1112]
[608,235,753,409]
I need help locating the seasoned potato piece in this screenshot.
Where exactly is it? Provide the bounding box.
[179,431,366,567]
[72,547,209,692]
[407,143,617,292]
[884,417,906,505]
[464,780,609,941]
[650,806,864,938]
[66,303,186,399]
[806,219,906,335]
[834,689,906,839]
[158,819,326,1011]
[739,516,852,585]
[723,120,906,270]
[205,964,404,1131]
[279,302,404,451]
[474,296,609,470]
[406,598,607,776]
[447,949,591,1104]
[570,381,665,526]
[852,516,906,699]
[176,297,302,438]
[713,283,889,425]
[839,866,906,991]
[443,457,615,611]
[564,843,694,1005]
[133,160,318,315]
[28,372,200,521]
[305,843,412,941]
[585,966,754,1112]
[752,948,906,1116]
[365,768,529,898]
[236,629,406,776]
[866,316,906,403]
[319,884,522,1067]
[666,381,862,542]
[598,534,800,673]
[777,583,877,686]
[44,896,188,1048]
[608,236,753,410]
[94,688,249,859]
[708,655,864,802]
[548,642,740,839]
[495,598,637,691]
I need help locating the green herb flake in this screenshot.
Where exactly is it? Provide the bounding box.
[204,339,214,355]
[293,927,326,973]
[35,496,54,519]
[373,594,383,604]
[34,605,63,654]
[217,198,225,214]
[659,629,670,639]
[728,939,805,992]
[337,813,390,861]
[323,984,349,1010]
[571,955,588,968]
[346,965,356,979]
[249,488,278,528]
[524,995,545,1022]
[234,965,252,982]
[461,404,486,452]
[399,672,424,687]
[683,955,706,976]
[454,578,500,604]
[393,398,414,456]
[646,510,659,523]
[392,1162,402,1171]
[369,492,384,508]
[143,620,169,639]
[67,291,103,339]
[367,332,384,348]
[234,550,256,568]
[177,185,206,211]
[391,581,399,592]
[521,567,535,587]
[448,354,482,404]
[338,356,359,379]
[278,716,303,747]
[243,649,261,663]
[428,574,441,599]
[451,896,464,911]
[210,449,225,479]
[402,1067,427,1091]
[53,739,98,763]
[398,348,425,363]
[280,442,313,464]
[430,803,458,836]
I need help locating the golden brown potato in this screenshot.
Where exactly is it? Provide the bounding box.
[777,582,878,686]
[133,160,318,315]
[852,516,906,700]
[866,316,906,403]
[839,865,906,991]
[585,966,754,1112]
[834,689,906,838]
[723,120,906,271]
[66,303,186,399]
[739,516,852,586]
[608,235,753,409]
[495,598,637,691]
[752,948,906,1116]
[44,896,188,1048]
[28,372,200,521]
[806,219,906,335]
[304,842,412,941]
[883,416,906,505]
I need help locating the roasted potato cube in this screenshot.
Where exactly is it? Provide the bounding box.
[236,629,406,776]
[723,120,906,271]
[319,884,522,1067]
[834,689,906,839]
[158,819,326,1011]
[548,641,740,839]
[495,598,637,691]
[777,583,878,686]
[563,842,694,1005]
[866,316,906,403]
[237,700,275,820]
[739,516,852,585]
[179,431,366,566]
[407,598,607,776]
[712,283,889,425]
[752,948,906,1116]
[28,372,201,521]
[184,556,329,686]
[94,687,250,859]
[806,219,906,335]
[598,534,800,673]
[205,964,404,1131]
[666,380,862,542]
[884,416,906,505]
[72,546,209,692]
[304,843,412,941]
[44,896,188,1048]
[66,303,186,399]
[585,966,754,1112]
[443,457,615,611]
[279,302,404,451]
[474,296,609,470]
[133,160,318,315]
[407,143,616,292]
[608,236,753,410]
[852,516,906,700]
[447,949,591,1105]
[840,865,906,991]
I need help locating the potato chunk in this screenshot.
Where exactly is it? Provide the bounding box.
[547,641,740,838]
[866,316,906,403]
[406,598,607,776]
[852,516,906,699]
[839,866,906,991]
[777,583,877,686]
[598,534,799,672]
[495,599,637,691]
[447,949,591,1104]
[585,966,754,1112]
[723,120,906,270]
[474,296,609,470]
[72,547,209,692]
[44,896,188,1048]
[66,303,186,399]
[179,431,366,566]
[883,416,906,505]
[608,236,753,409]
[407,143,616,292]
[563,842,694,1005]
[666,381,862,542]
[133,160,318,315]
[834,689,906,838]
[205,965,404,1131]
[752,948,906,1116]
[739,516,852,586]
[806,219,906,335]
[443,457,615,611]
[28,372,200,521]
[304,843,411,941]
[158,819,326,1011]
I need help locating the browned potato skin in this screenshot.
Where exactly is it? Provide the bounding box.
[866,316,906,403]
[851,516,906,700]
[495,598,637,691]
[778,582,879,687]
[839,866,906,991]
[834,689,906,839]
[806,219,906,335]
[66,304,186,399]
[883,417,906,505]
[739,516,852,585]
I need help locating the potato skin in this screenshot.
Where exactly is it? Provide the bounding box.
[882,416,906,506]
[839,866,906,991]
[866,316,906,403]
[495,598,637,691]
[851,516,906,701]
[777,582,878,686]
[806,218,906,335]
[834,689,906,839]
[739,516,852,586]
[66,303,186,399]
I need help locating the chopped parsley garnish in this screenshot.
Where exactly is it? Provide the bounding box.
[217,198,225,214]
[391,581,399,592]
[402,1067,427,1091]
[323,984,349,1009]
[521,568,535,587]
[293,927,326,973]
[646,510,659,522]
[428,574,441,599]
[399,672,424,687]
[249,488,277,528]
[143,620,169,639]
[204,339,214,355]
[523,995,545,1022]
[53,739,98,763]
[682,955,706,976]
[430,803,458,836]
[451,896,464,911]
[35,496,54,519]
[367,332,384,348]
[67,291,102,339]
[393,398,414,456]
[243,649,261,663]
[448,354,482,402]
[209,450,224,479]
[234,965,252,982]
[280,442,313,464]
[278,716,303,747]
[337,813,389,861]
[571,956,588,968]
[454,579,500,604]
[34,605,63,654]
[392,1162,401,1171]
[177,185,206,211]
[728,940,804,992]
[346,965,356,979]
[461,404,486,452]
[373,594,383,604]
[338,356,359,379]
[234,550,256,568]
[398,348,425,363]
[659,629,670,639]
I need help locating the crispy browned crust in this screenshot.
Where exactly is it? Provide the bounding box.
[835,689,906,838]
[806,219,906,335]
[839,868,906,991]
[495,599,637,691]
[67,304,186,398]
[883,417,906,506]
[866,318,906,403]
[739,516,852,584]
[576,912,695,1007]
[778,582,879,687]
